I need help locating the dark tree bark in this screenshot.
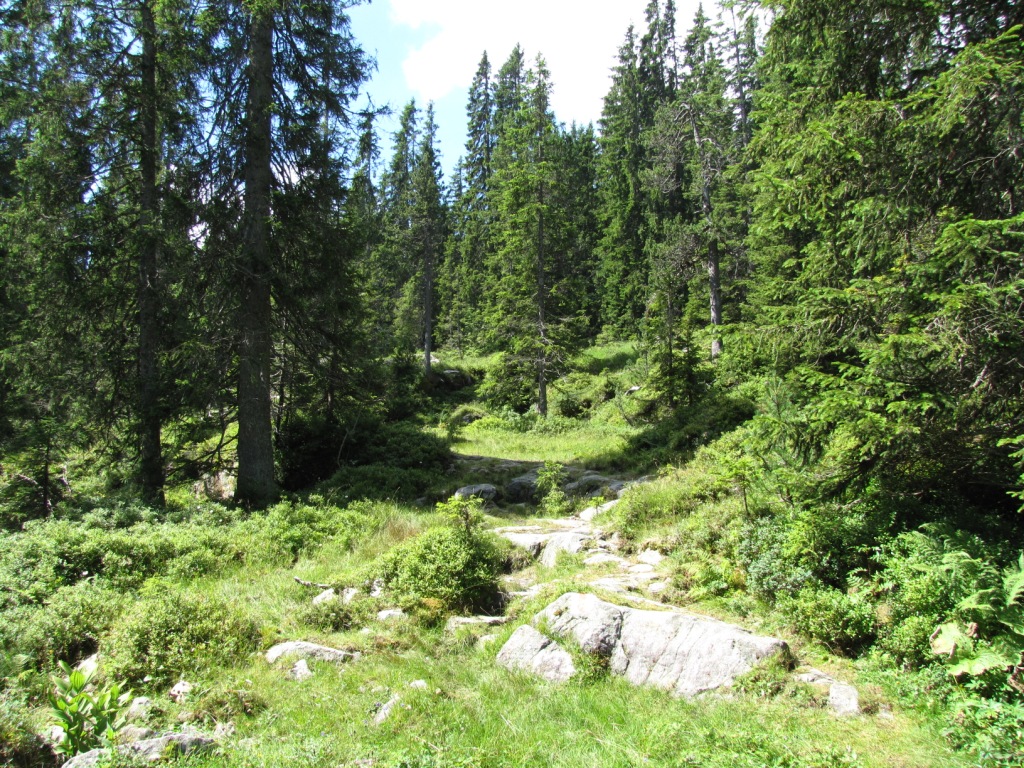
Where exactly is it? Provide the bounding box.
[138,0,164,505]
[235,9,278,507]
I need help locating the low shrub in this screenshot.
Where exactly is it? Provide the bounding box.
[105,588,260,688]
[25,580,127,666]
[779,586,876,655]
[376,498,502,612]
[0,694,51,768]
[297,595,377,633]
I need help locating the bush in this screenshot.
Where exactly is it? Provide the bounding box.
[376,498,502,612]
[25,580,127,666]
[0,694,50,768]
[297,595,376,632]
[779,586,876,655]
[105,588,260,687]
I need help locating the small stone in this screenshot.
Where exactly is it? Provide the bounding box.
[342,587,360,604]
[629,563,655,574]
[829,683,861,716]
[125,696,152,722]
[408,680,428,690]
[312,588,337,605]
[795,668,837,685]
[288,659,313,681]
[477,634,498,647]
[117,725,156,743]
[213,721,236,738]
[636,549,665,566]
[373,694,401,725]
[377,609,406,621]
[169,680,192,703]
[648,581,669,595]
[265,641,360,665]
[369,579,384,598]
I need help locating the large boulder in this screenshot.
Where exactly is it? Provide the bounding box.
[534,592,789,697]
[505,473,539,503]
[62,733,215,768]
[454,483,498,502]
[496,625,577,683]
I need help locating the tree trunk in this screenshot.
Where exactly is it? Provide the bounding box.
[423,235,434,376]
[536,185,548,417]
[689,111,723,360]
[138,0,164,506]
[235,10,277,508]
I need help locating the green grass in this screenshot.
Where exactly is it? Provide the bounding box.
[452,421,639,468]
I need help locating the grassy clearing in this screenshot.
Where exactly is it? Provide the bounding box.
[451,421,638,467]
[85,532,965,768]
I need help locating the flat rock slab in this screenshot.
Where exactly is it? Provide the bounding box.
[579,499,620,523]
[445,615,509,633]
[496,625,577,683]
[62,734,215,768]
[266,641,360,665]
[535,592,789,697]
[498,531,552,556]
[539,532,593,567]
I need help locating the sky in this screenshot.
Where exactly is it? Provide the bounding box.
[348,0,706,178]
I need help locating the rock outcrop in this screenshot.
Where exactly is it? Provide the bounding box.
[497,592,789,697]
[496,625,577,682]
[62,733,215,768]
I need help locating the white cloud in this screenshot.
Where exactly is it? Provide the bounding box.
[387,0,691,127]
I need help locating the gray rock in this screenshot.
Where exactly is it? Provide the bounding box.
[342,587,360,604]
[287,659,313,681]
[628,563,655,574]
[496,625,577,683]
[539,532,592,567]
[62,733,215,768]
[117,725,156,743]
[579,499,620,523]
[505,473,539,503]
[265,641,360,665]
[636,549,665,566]
[535,592,789,697]
[648,581,669,595]
[498,531,551,557]
[564,475,612,495]
[373,694,401,725]
[795,667,837,685]
[478,633,499,647]
[168,680,192,703]
[312,588,337,605]
[454,483,498,501]
[829,683,861,716]
[125,696,152,722]
[377,608,406,621]
[408,679,428,690]
[213,721,235,739]
[445,615,509,633]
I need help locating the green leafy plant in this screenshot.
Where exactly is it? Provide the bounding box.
[48,659,130,757]
[931,552,1024,686]
[536,461,572,517]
